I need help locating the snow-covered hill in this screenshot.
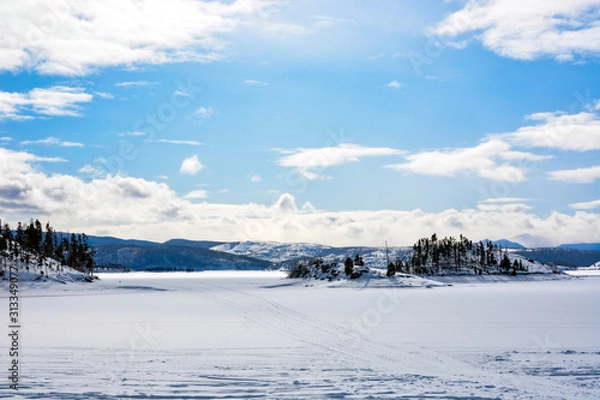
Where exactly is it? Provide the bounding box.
[0,254,93,284]
[581,260,600,270]
[211,241,412,269]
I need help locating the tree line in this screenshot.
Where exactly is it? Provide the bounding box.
[386,233,525,276]
[0,218,95,276]
[288,233,529,279]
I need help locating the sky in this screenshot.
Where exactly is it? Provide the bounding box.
[0,0,599,247]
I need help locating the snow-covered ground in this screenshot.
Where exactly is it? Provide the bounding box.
[1,271,599,399]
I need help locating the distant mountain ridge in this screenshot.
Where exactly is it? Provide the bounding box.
[93,244,274,271]
[88,235,600,271]
[484,239,526,249]
[514,248,600,268]
[87,235,159,248]
[558,243,600,251]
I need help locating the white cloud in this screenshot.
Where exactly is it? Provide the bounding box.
[310,15,356,28]
[0,148,186,225]
[157,139,203,146]
[21,136,84,148]
[431,0,600,61]
[183,189,209,200]
[504,110,600,151]
[387,139,528,182]
[276,143,403,180]
[249,174,262,183]
[195,106,215,118]
[78,160,106,178]
[119,131,146,137]
[499,150,553,161]
[477,203,531,213]
[570,199,600,210]
[1,147,599,246]
[387,80,403,89]
[179,155,204,175]
[0,86,93,120]
[301,201,316,212]
[272,193,297,213]
[0,1,273,75]
[0,137,12,141]
[388,104,596,182]
[549,165,600,183]
[0,148,65,173]
[244,79,268,86]
[115,81,159,88]
[173,89,190,97]
[94,91,114,99]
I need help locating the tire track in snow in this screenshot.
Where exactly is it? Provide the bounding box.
[193,283,499,396]
[200,282,596,399]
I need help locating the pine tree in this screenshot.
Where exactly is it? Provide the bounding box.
[344,257,354,276]
[500,253,511,274]
[353,254,364,267]
[15,222,25,246]
[43,222,55,259]
[386,261,396,277]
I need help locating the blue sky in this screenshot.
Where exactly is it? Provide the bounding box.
[0,0,599,246]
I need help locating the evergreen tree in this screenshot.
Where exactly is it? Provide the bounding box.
[15,222,25,246]
[43,222,55,259]
[431,233,440,274]
[386,261,396,277]
[353,254,364,266]
[344,257,354,276]
[500,253,511,274]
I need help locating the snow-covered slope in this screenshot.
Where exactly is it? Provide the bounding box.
[0,251,93,284]
[211,241,412,268]
[508,251,557,273]
[211,241,336,263]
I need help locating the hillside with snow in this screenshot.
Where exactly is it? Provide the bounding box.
[0,253,94,285]
[211,241,413,269]
[0,220,96,285]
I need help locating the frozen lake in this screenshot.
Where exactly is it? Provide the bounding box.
[1,271,599,399]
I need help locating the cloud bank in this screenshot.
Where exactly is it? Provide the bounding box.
[1,147,598,247]
[0,0,274,75]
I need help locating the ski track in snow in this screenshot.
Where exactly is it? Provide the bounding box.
[0,273,599,399]
[192,282,598,399]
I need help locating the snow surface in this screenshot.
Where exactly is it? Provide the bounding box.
[1,271,599,399]
[565,261,600,277]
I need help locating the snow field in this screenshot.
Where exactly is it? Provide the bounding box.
[0,272,598,399]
